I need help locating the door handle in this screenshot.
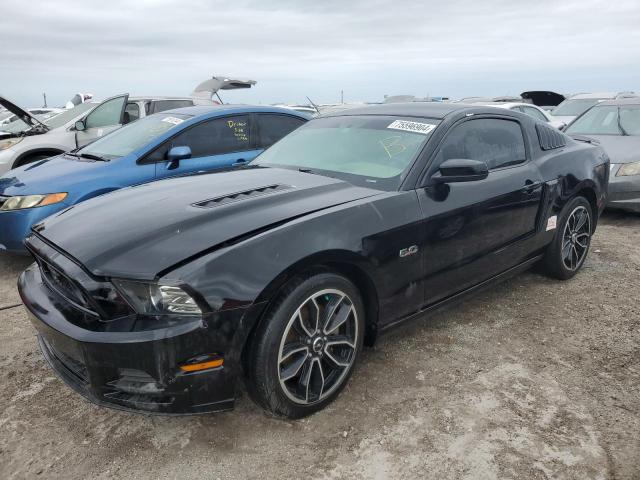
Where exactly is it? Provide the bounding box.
[523,180,540,194]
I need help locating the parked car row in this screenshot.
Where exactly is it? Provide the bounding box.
[7,97,611,418]
[0,75,256,174]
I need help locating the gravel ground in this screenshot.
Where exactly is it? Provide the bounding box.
[1,212,639,480]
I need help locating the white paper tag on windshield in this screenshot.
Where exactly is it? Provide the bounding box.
[162,116,184,125]
[388,120,435,135]
[546,215,557,231]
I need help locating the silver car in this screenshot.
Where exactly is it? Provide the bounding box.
[564,98,640,213]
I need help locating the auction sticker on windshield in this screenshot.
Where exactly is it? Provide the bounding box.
[388,120,435,135]
[162,116,184,125]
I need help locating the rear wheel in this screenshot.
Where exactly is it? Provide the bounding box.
[541,196,593,280]
[246,272,364,418]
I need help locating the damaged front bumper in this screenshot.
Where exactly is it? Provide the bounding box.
[18,262,261,415]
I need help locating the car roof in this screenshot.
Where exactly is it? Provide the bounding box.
[158,104,310,117]
[320,102,474,120]
[597,98,640,106]
[128,96,198,101]
[470,102,535,109]
[570,92,635,99]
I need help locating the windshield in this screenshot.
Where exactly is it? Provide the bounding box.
[253,115,438,190]
[552,98,603,117]
[44,103,94,129]
[565,105,640,136]
[77,113,192,159]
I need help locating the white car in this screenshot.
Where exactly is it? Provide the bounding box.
[0,107,63,126]
[551,92,638,125]
[0,75,255,175]
[471,102,566,129]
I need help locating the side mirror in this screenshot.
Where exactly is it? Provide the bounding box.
[166,146,191,170]
[433,158,489,183]
[74,120,86,131]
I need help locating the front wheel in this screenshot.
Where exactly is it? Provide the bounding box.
[245,272,365,418]
[541,196,593,280]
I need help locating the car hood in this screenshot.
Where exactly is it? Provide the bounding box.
[0,154,119,197]
[0,96,48,132]
[553,115,576,124]
[578,135,640,164]
[34,167,381,279]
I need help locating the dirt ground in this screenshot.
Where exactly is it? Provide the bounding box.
[1,211,638,480]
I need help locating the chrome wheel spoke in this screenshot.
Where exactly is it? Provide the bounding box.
[325,335,356,350]
[324,302,353,335]
[280,351,308,382]
[296,311,315,338]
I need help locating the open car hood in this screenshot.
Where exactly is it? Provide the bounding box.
[190,75,257,103]
[521,91,566,107]
[0,95,49,131]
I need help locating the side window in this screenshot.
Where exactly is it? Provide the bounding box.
[150,100,194,114]
[123,103,140,124]
[147,115,252,161]
[523,106,548,122]
[256,114,306,148]
[85,96,127,129]
[436,118,526,170]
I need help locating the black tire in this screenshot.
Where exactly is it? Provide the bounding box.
[541,196,593,280]
[245,272,365,418]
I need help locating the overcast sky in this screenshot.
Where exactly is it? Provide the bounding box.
[2,0,640,107]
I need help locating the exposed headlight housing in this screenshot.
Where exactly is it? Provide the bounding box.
[617,161,640,177]
[0,193,67,211]
[0,138,23,151]
[113,280,202,316]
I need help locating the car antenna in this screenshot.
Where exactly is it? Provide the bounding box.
[306,96,321,114]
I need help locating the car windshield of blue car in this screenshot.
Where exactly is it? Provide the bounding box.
[252,115,439,190]
[552,99,602,117]
[78,113,192,159]
[565,105,640,136]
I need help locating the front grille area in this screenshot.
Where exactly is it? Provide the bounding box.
[35,254,97,315]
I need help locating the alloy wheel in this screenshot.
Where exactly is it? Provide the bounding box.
[277,288,358,405]
[562,205,591,271]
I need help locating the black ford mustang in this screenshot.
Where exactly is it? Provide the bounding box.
[18,103,609,418]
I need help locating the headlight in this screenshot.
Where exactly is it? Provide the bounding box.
[617,161,640,177]
[0,192,67,211]
[0,138,23,151]
[113,280,202,315]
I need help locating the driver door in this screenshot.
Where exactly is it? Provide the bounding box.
[416,116,545,305]
[75,94,128,147]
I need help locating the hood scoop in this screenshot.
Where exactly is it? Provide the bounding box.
[193,184,293,208]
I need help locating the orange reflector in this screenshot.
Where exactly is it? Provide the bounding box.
[179,358,224,372]
[40,192,68,206]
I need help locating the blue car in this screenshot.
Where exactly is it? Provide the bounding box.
[0,105,308,253]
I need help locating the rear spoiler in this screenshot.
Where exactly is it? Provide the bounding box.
[190,75,257,104]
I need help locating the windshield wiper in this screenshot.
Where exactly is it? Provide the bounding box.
[79,152,109,162]
[617,108,629,136]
